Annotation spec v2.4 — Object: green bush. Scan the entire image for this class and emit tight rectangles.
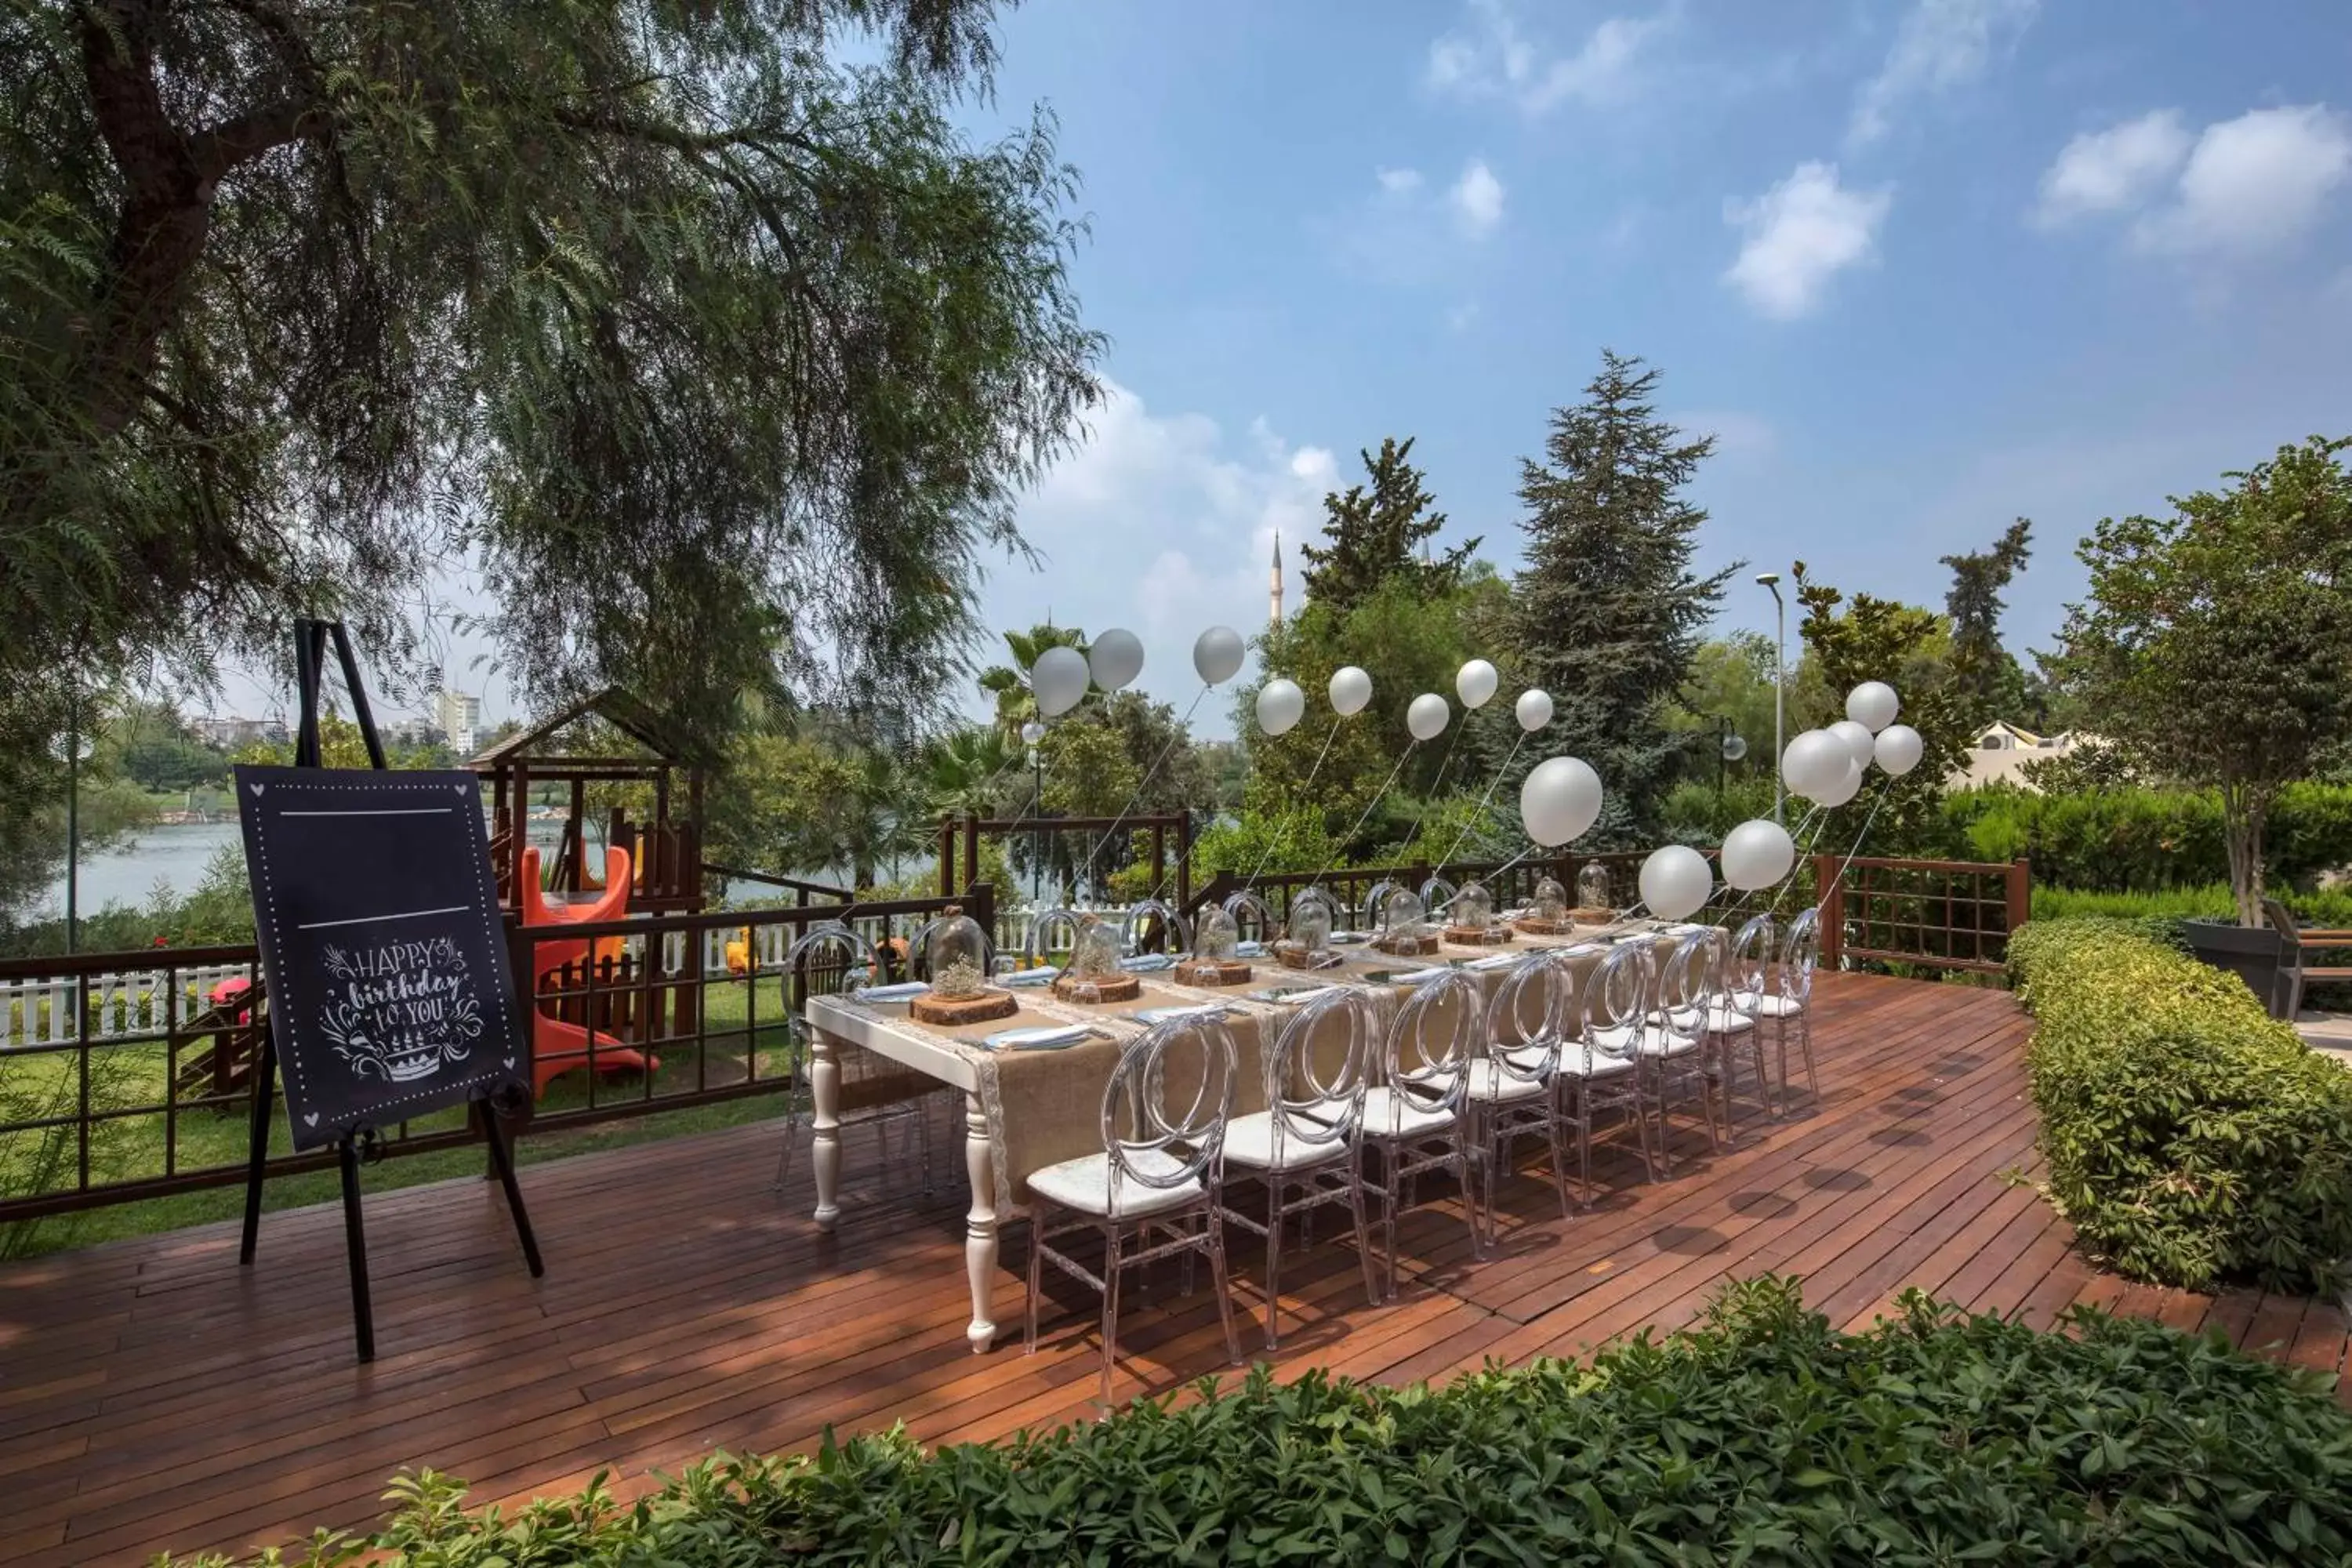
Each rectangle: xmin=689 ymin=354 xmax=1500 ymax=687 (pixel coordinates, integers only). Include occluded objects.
xmin=2031 ymin=883 xmax=2352 ymax=928
xmin=2012 ymin=917 xmax=2352 ymax=1292
xmin=169 ymin=1277 xmax=2352 ymax=1566
xmin=1946 ymin=782 xmax=2352 ymax=893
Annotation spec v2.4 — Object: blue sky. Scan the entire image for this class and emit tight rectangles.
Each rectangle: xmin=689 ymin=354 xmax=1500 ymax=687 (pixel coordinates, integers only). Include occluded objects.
xmin=964 ymin=0 xmax=2352 ymax=735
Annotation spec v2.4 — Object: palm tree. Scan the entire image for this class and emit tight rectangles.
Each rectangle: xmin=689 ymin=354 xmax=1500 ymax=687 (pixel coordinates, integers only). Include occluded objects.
xmin=977 ymin=624 xmax=1089 ymax=732
xmin=927 ymin=724 xmax=1018 ymax=818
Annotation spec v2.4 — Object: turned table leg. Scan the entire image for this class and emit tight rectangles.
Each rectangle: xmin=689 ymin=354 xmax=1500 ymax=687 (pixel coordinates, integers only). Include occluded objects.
xmin=811 ymin=1028 xmax=841 ymax=1229
xmin=964 ymin=1091 xmax=999 ymax=1352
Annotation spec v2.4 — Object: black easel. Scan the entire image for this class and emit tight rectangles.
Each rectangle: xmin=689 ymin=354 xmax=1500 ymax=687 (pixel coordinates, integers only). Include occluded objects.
xmin=238 ymin=619 xmax=543 ymax=1362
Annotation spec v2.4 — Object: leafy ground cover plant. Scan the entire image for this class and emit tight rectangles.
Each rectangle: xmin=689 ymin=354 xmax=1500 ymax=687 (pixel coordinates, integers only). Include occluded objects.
xmin=170 ymin=1277 xmax=2352 ymax=1566
xmin=2013 ymin=917 xmax=2352 ymax=1292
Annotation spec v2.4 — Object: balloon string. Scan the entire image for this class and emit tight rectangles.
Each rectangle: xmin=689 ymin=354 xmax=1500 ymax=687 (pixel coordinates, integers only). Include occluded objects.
xmin=1300 ymin=739 xmax=1419 ymax=913
xmin=1432 ymin=731 xmax=1527 ymax=877
xmin=1232 ymin=716 xmax=1345 ymax=906
xmin=1082 ymin=682 xmax=1207 ymax=891
xmin=1388 ymin=719 xmax=1467 ymax=868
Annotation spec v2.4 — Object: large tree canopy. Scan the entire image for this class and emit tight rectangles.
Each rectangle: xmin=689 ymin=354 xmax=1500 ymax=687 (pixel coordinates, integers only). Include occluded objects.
xmin=1 ymin=0 xmax=1102 ymax=757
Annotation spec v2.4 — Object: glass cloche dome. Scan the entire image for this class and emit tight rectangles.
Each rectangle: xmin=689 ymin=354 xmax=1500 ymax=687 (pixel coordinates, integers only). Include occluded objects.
xmin=1532 ymin=876 xmax=1568 ymax=925
xmin=1576 ymin=860 xmax=1613 ymax=913
xmin=1194 ymin=903 xmax=1240 ymax=960
xmin=1453 ymin=879 xmax=1494 ymax=931
xmin=1288 ymin=888 xmax=1336 ymax=953
xmin=1380 ymin=885 xmax=1428 ymax=937
xmin=924 ymin=908 xmax=991 ymax=998
xmin=1068 ymin=914 xmax=1123 ymax=981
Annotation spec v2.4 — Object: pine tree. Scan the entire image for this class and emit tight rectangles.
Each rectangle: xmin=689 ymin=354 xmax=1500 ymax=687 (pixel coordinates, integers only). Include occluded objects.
xmin=1298 ymin=437 xmax=1479 ymax=615
xmin=1940 ymin=519 xmax=2034 ymax=723
xmin=1505 ymin=351 xmax=1734 ymax=841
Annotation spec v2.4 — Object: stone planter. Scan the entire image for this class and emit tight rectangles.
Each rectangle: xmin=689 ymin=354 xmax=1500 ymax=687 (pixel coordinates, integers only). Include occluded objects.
xmin=2182 ymin=916 xmax=2288 ymax=1016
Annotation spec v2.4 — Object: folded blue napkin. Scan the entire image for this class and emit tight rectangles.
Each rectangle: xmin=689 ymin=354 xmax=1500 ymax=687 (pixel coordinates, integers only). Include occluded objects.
xmin=851 ymin=981 xmax=927 ymax=1004
xmin=1235 ymin=940 xmax=1266 ymax=958
xmin=1120 ymin=953 xmax=1176 ymax=972
xmin=1134 ymin=1003 xmax=1232 ymax=1025
xmin=1390 ymin=967 xmax=1450 ymax=985
xmin=983 ymin=1024 xmax=1094 ymax=1051
xmin=1003 ymin=966 xmax=1060 ymax=987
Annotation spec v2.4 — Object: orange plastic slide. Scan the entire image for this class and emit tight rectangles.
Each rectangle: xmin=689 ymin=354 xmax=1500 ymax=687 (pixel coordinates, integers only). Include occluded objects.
xmin=520 ymin=844 xmax=659 ymax=1096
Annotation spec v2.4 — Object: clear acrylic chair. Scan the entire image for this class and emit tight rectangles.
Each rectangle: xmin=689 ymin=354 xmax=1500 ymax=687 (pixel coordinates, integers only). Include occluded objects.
xmin=1701 ymin=915 xmax=1777 ymax=1131
xmin=1596 ymin=930 xmax=1722 ymax=1171
xmin=1217 ymin=985 xmax=1381 ymax=1348
xmin=1024 ymin=1012 xmax=1245 ymax=1405
xmin=1359 ymin=968 xmax=1483 ymax=1297
xmin=1569 ymin=942 xmax=1657 ymax=1190
xmin=774 ymin=921 xmax=946 ymax=1192
xmin=1465 ymin=949 xmax=1572 ymax=1247
xmin=1758 ymin=907 xmax=1822 ymax=1105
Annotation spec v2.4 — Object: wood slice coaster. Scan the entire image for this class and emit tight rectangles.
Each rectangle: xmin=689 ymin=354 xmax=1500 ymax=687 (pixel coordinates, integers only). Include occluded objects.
xmin=1174 ymin=958 xmax=1254 ymax=987
xmin=908 ymin=989 xmax=1018 ymax=1027
xmin=1512 ymin=916 xmax=1573 ymax=935
xmin=1372 ymin=931 xmax=1442 ymax=957
xmin=1443 ymin=924 xmax=1515 ymax=946
xmin=1051 ymin=971 xmax=1143 ymax=1004
xmin=1569 ymin=906 xmax=1617 ymax=926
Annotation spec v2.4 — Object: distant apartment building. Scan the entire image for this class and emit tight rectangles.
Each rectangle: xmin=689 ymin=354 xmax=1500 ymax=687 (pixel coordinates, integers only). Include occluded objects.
xmin=436 ymin=690 xmax=483 ymax=755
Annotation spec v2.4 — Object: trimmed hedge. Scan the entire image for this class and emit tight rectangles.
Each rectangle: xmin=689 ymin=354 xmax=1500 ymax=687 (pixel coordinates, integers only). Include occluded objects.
xmin=1947 ymin=782 xmax=2352 ymax=894
xmin=2012 ymin=916 xmax=2352 ymax=1293
xmin=172 ymin=1279 xmax=2352 ymax=1566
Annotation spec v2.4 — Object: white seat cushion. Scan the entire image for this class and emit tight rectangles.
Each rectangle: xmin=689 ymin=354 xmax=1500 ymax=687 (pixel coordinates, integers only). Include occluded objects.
xmin=1465 ymin=1058 xmax=1551 ymax=1103
xmin=1593 ymin=1022 xmax=1699 ymax=1058
xmin=1556 ymin=1048 xmax=1638 ymax=1080
xmin=1701 ymin=1007 xmax=1757 ymax=1034
xmin=1028 ymin=1146 xmax=1204 ymax=1218
xmin=1728 ymin=989 xmax=1803 ymax=1018
xmin=1222 ymin=1105 xmax=1353 ymax=1171
xmin=1359 ymin=1085 xmax=1457 ymax=1140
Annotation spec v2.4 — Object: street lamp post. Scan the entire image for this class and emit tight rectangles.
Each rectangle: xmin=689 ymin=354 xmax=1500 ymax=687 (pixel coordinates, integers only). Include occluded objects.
xmin=1756 ymin=572 xmax=1786 ymax=825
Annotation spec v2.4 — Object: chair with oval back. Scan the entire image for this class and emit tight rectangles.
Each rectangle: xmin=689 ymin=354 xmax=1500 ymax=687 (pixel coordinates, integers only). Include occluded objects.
xmin=1766 ymin=907 xmax=1824 ymax=1105
xmin=1022 ymin=1012 xmax=1244 ymax=1405
xmin=1217 ymin=985 xmax=1381 ymax=1348
xmin=1571 ymin=941 xmax=1658 ymax=1189
xmin=1359 ymin=968 xmax=1484 ymax=1297
xmin=775 ymin=920 xmax=949 ymax=1193
xmin=1463 ymin=950 xmax=1572 ymax=1247
xmin=1701 ymin=914 xmax=1777 ymax=1129
xmin=1595 ymin=928 xmax=1722 ymax=1172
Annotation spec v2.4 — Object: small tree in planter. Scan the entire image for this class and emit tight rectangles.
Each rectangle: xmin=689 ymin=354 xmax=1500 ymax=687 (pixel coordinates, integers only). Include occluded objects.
xmin=2047 ymin=435 xmax=2352 ymax=930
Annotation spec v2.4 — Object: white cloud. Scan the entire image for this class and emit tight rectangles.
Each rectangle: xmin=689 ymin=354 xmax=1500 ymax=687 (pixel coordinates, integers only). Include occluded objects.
xmin=1450 ymin=160 xmax=1507 ymax=238
xmin=1425 ymin=0 xmax=1663 ymax=116
xmin=1849 ymin=0 xmax=2037 ymax=147
xmin=989 ymin=380 xmax=1336 ymax=735
xmin=2133 ymin=105 xmax=2352 ymax=256
xmin=1375 ymin=166 xmax=1424 ymax=196
xmin=2034 ymin=110 xmax=2190 ymax=227
xmin=1722 ymin=162 xmax=1892 ymax=320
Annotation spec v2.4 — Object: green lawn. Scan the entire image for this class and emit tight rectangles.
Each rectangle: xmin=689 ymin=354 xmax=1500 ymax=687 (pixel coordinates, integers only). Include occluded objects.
xmin=0 ymin=968 xmax=821 ymax=1261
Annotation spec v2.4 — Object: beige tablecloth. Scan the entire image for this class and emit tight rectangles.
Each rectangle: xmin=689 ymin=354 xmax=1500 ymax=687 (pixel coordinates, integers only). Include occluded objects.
xmin=815 ymin=920 xmax=1700 ymax=1216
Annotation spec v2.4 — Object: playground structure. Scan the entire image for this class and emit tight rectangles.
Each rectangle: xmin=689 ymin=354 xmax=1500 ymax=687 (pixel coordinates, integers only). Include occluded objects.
xmin=518 ymin=844 xmax=659 ymax=1094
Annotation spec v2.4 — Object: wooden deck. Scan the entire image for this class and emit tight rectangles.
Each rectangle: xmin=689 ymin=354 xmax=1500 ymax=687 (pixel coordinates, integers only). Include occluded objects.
xmin=3 ymin=971 xmax=2348 ymax=1566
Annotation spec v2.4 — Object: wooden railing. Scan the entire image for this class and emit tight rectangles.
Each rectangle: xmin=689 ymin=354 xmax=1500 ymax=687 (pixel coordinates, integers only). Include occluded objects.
xmin=1816 ymin=855 xmax=2030 ymax=976
xmin=0 ymin=887 xmax=990 ymax=1225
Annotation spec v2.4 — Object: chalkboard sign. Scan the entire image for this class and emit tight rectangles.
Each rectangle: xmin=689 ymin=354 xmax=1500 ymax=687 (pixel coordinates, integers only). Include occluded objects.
xmin=235 ymin=765 xmax=528 ymax=1150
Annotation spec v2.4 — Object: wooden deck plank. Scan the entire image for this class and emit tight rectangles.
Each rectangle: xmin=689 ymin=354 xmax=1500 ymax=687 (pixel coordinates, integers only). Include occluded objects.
xmin=2 ymin=971 xmax=2346 ymax=1567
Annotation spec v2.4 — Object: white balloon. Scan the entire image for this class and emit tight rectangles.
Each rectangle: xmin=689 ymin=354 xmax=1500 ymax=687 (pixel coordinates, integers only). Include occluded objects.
xmin=1814 ymin=756 xmax=1864 ymax=808
xmin=1875 ymin=723 xmax=1925 ymax=777
xmin=1828 ymin=719 xmax=1877 ymax=769
xmin=1018 ymin=720 xmax=1044 ymax=746
xmin=1515 ymin=688 xmax=1554 ymax=733
xmin=1192 ymin=626 xmax=1245 ymax=686
xmin=1846 ymin=681 xmax=1900 ymax=733
xmin=1780 ymin=729 xmax=1849 ymax=798
xmin=1088 ymin=628 xmax=1145 ymax=692
xmin=1720 ymin=818 xmax=1796 ymax=892
xmin=1256 ymin=678 xmax=1305 ymax=737
xmin=1329 ymin=666 xmax=1373 ymax=717
xmin=1031 ymin=646 xmax=1089 ymax=719
xmin=1519 ymin=757 xmax=1604 ymax=847
xmin=1406 ymin=693 xmax=1450 ymax=742
xmin=1455 ymin=659 xmax=1500 ymax=710
xmin=1639 ymin=845 xmax=1714 ymax=922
